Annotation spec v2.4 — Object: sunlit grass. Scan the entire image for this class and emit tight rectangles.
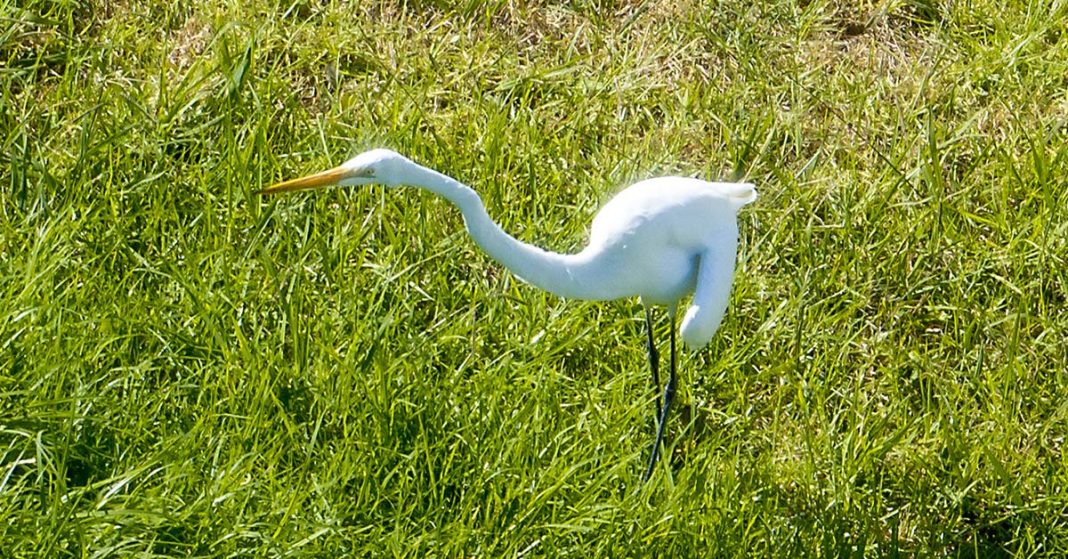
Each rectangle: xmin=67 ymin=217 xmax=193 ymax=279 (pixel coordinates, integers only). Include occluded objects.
xmin=2 ymin=0 xmax=1067 ymax=556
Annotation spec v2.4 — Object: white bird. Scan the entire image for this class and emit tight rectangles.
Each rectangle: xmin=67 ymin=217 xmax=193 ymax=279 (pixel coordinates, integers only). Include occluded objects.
xmin=259 ymin=148 xmax=756 ymax=480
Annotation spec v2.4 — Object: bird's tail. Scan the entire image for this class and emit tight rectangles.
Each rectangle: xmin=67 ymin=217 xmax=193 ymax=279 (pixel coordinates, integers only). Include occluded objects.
xmin=726 ymin=183 xmax=757 ymax=210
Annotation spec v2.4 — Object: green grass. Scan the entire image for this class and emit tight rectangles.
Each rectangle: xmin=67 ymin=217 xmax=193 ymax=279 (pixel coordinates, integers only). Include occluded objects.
xmin=3 ymin=0 xmax=1068 ymax=556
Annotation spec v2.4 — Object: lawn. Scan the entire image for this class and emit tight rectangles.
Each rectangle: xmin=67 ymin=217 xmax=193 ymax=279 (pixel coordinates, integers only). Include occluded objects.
xmin=2 ymin=0 xmax=1067 ymax=556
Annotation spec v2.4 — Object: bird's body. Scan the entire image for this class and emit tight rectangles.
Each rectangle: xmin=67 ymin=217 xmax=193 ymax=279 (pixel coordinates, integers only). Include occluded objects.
xmin=578 ymin=177 xmax=750 ymax=302
xmin=573 ymin=177 xmax=755 ymax=343
xmin=260 ymin=149 xmax=755 ymax=480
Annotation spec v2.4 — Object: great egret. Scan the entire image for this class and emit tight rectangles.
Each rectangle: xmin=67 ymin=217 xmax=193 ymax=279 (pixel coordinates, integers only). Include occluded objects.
xmin=259 ymin=149 xmax=756 ymax=481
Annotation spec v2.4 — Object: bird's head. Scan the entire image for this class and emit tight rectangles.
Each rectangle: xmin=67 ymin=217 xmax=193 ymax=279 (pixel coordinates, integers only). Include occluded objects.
xmin=258 ymin=148 xmax=413 ymax=195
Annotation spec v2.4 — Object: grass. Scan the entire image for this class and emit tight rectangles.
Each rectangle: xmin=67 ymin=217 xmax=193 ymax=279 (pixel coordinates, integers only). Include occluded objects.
xmin=2 ymin=0 xmax=1068 ymax=556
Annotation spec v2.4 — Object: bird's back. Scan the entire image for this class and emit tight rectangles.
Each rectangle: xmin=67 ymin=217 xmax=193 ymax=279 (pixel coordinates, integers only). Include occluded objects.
xmin=588 ymin=177 xmax=755 ymax=249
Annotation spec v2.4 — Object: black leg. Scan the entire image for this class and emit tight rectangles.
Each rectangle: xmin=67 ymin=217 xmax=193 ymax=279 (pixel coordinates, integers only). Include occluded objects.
xmin=643 ymin=313 xmax=677 ymax=482
xmin=644 ymin=306 xmax=661 ymax=416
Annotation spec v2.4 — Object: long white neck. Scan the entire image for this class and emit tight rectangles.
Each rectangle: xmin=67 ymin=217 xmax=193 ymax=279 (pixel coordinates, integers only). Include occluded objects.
xmin=397 ymin=162 xmax=604 ymax=300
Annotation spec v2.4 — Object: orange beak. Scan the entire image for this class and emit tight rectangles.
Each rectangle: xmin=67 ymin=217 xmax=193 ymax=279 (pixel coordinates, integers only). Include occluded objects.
xmin=257 ymin=166 xmax=351 ymax=195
